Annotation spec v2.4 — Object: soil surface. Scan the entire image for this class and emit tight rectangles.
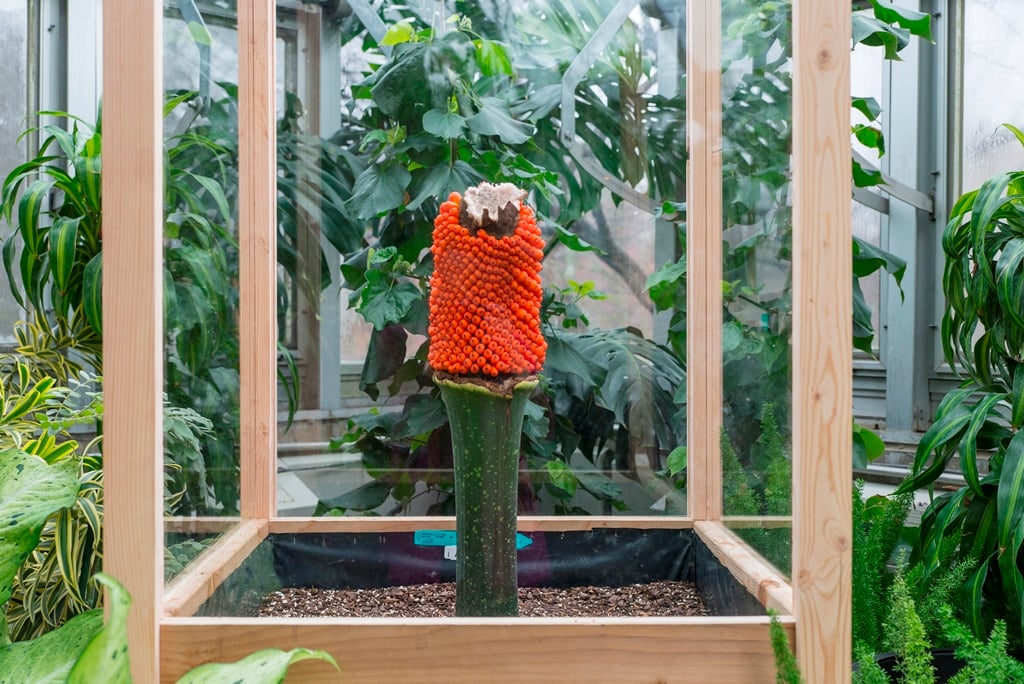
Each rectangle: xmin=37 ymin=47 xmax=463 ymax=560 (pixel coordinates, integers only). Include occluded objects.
xmin=259 ymin=580 xmax=707 ymax=618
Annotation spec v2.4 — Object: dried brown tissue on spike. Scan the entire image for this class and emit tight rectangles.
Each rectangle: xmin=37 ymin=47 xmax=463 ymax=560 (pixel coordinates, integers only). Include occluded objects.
xmin=458 ymin=182 xmax=528 ymax=237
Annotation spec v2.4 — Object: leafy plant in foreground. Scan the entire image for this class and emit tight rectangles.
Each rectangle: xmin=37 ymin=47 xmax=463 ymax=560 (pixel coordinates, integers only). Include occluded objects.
xmin=896 ymin=125 xmax=1024 ymax=644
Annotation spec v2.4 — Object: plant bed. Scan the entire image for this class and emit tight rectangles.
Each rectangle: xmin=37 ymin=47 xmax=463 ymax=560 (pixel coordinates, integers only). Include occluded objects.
xmin=193 ymin=527 xmax=768 ymax=619
xmin=258 ymin=580 xmax=707 ymax=618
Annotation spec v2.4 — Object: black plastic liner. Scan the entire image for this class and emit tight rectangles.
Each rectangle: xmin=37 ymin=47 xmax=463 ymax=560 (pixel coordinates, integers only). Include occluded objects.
xmin=272 ymin=528 xmax=696 ymax=589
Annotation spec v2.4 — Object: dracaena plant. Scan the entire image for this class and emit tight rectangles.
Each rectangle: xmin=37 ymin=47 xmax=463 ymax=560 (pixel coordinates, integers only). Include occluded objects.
xmin=0 ymin=113 xmax=103 ymax=370
xmin=895 ymin=124 xmax=1024 ymax=644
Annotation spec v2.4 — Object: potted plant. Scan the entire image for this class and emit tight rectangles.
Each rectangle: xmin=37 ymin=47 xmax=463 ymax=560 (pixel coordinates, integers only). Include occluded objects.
xmin=895 ymin=124 xmax=1024 ymax=644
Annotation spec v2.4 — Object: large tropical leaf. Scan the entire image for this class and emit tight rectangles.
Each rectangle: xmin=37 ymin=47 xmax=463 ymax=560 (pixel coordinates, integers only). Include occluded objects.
xmin=0 ymin=450 xmax=79 ymax=609
xmin=0 ymin=609 xmax=102 ymax=682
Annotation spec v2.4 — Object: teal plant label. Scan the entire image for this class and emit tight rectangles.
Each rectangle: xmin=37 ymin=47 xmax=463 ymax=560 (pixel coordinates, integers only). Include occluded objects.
xmin=414 ymin=530 xmax=533 ymax=550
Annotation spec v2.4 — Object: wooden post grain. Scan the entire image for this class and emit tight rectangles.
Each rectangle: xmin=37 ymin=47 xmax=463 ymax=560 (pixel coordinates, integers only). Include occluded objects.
xmin=102 ymin=1 xmax=163 ymax=679
xmin=239 ymin=0 xmax=278 ymax=518
xmin=686 ymin=0 xmax=724 ymax=521
xmin=792 ymin=0 xmax=853 ymax=679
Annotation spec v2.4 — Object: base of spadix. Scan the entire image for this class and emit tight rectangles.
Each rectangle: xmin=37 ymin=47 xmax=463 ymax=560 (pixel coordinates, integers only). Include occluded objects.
xmin=435 ymin=375 xmax=537 ymax=617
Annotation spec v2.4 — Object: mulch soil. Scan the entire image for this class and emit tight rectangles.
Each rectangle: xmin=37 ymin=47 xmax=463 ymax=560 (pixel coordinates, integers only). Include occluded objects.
xmin=259 ymin=580 xmax=707 ymax=618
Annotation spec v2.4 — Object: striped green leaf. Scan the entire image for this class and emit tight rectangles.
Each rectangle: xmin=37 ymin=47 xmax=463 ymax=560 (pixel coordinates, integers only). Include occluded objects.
xmin=49 ymin=215 xmax=82 ymax=295
xmin=995 ymin=238 xmax=1024 ymax=332
xmin=997 ymin=429 xmax=1024 ymax=550
xmin=965 ymin=555 xmax=993 ymax=637
xmin=960 ymin=392 xmax=1005 ymax=497
xmin=186 ymin=172 xmax=232 ymax=223
xmin=78 ymin=133 xmax=102 ymax=211
xmin=17 ymin=179 xmax=55 ymax=258
xmin=82 ymin=253 xmax=103 ymax=335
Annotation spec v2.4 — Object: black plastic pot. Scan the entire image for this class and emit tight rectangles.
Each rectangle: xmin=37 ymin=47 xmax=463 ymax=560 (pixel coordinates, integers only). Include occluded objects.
xmin=871 ymin=649 xmax=965 ymax=682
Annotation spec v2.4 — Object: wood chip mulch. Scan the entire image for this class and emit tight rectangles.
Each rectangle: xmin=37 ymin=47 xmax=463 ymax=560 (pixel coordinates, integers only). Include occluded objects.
xmin=259 ymin=580 xmax=707 ymax=618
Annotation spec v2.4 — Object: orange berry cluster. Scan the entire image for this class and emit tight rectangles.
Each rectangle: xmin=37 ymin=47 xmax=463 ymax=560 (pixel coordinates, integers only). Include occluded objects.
xmin=428 ymin=191 xmax=547 ymax=377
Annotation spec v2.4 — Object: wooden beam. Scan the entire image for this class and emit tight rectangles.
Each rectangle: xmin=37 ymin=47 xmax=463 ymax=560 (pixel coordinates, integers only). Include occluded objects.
xmin=792 ymin=0 xmax=853 ymax=680
xmin=686 ymin=0 xmax=723 ymax=521
xmin=163 ymin=520 xmax=268 ymax=617
xmin=102 ymin=1 xmax=162 ymax=680
xmin=694 ymin=520 xmax=793 ymax=614
xmin=161 ymin=616 xmax=790 ymax=683
xmin=163 ymin=517 xmax=244 ymax=535
xmin=239 ymin=0 xmax=278 ymax=518
xmin=267 ymin=516 xmax=696 ymax=534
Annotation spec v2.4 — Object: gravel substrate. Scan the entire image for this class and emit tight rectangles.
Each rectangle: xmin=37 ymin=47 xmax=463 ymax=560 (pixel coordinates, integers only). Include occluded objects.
xmin=259 ymin=580 xmax=707 ymax=618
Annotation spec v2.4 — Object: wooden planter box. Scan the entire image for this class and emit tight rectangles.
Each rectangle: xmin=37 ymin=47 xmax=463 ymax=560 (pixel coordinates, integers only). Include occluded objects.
xmin=158 ymin=517 xmax=793 ymax=683
xmin=102 ymin=1 xmax=852 ymax=681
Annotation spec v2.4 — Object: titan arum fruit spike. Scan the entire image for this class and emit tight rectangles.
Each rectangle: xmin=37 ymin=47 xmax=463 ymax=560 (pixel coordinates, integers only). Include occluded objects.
xmin=428 ymin=182 xmax=546 ymax=616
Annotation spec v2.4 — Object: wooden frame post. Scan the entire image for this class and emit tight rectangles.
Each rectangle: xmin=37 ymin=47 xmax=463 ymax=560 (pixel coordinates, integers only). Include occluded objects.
xmin=792 ymin=0 xmax=853 ymax=680
xmin=102 ymin=1 xmax=163 ymax=680
xmin=686 ymin=0 xmax=723 ymax=521
xmin=239 ymin=0 xmax=278 ymax=518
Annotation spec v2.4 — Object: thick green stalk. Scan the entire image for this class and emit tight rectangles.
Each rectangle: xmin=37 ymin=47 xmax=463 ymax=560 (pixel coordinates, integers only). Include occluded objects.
xmin=436 ymin=376 xmax=536 ymax=616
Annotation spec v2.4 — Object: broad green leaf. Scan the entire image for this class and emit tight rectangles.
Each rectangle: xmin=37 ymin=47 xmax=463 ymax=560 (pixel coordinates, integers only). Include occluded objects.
xmin=853 ymin=236 xmax=906 ymax=283
xmin=667 ymin=446 xmax=687 ymax=476
xmin=852 ymin=423 xmax=885 ymax=470
xmin=0 ymin=450 xmax=79 ymax=608
xmin=359 ymin=325 xmax=408 ymax=400
xmin=422 ymin=109 xmax=467 ymax=140
xmin=543 ymin=333 xmax=604 ymax=385
xmin=852 ymin=13 xmax=909 ymax=59
xmin=381 ymin=21 xmax=415 ymax=46
xmin=466 ymin=97 xmax=534 ymax=145
xmin=396 ymin=394 xmax=448 ymax=438
xmin=852 ymin=124 xmax=884 ymax=155
xmin=319 ymin=481 xmax=392 ymax=512
xmin=576 ymin=467 xmax=623 ymax=503
xmin=177 ymin=648 xmax=339 ymax=684
xmin=872 ymin=0 xmax=933 ymax=41
xmin=545 ymin=459 xmax=577 ymax=496
xmin=0 ymin=609 xmax=102 ymax=682
xmin=645 ymin=257 xmax=686 ymax=310
xmin=356 ymin=270 xmax=422 ymax=330
xmin=68 ymin=574 xmax=132 ymax=684
xmin=369 ymin=43 xmax=428 ymax=119
xmin=553 ymin=223 xmax=602 ymax=254
xmin=851 ymin=96 xmax=882 ymax=122
xmin=407 ymin=163 xmax=462 ymax=211
xmin=852 ymin=160 xmax=884 ymax=188
xmin=475 ymin=39 xmax=513 ymax=77
xmin=347 ymin=164 xmax=412 ymax=220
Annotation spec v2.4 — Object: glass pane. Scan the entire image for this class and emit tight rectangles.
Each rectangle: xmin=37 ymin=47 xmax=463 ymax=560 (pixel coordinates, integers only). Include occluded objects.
xmin=163 ymin=2 xmax=242 ymax=577
xmin=851 ymin=43 xmax=885 ymax=351
xmin=720 ymin=0 xmax=792 ymax=577
xmin=277 ymin=0 xmax=688 ymax=519
xmin=961 ymin=0 xmax=1024 ymax=192
xmin=0 ymin=0 xmax=27 ymax=341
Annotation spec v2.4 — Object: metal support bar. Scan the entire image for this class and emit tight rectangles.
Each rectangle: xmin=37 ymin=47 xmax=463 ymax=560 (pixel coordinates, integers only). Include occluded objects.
xmin=853 ymin=149 xmax=935 ymax=216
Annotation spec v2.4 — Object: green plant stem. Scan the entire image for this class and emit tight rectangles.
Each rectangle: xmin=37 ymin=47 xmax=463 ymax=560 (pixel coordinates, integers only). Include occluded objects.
xmin=436 ymin=376 xmax=536 ymax=617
